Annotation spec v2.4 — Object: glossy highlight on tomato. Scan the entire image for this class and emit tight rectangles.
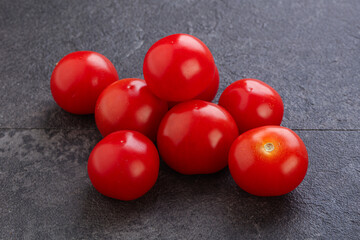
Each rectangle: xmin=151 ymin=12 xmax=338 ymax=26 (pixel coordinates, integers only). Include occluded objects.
xmin=95 ymin=78 xmax=168 ymax=141
xmin=157 ymin=100 xmax=239 ymax=175
xmin=228 ymin=126 xmax=308 ymax=196
xmin=219 ymin=79 xmax=284 ymax=134
xmin=50 ymin=51 xmax=118 ymax=114
xmin=143 ymin=33 xmax=215 ymax=102
xmin=168 ymin=65 xmax=219 ymax=108
xmin=196 ymin=64 xmax=219 ymax=101
xmin=87 ymin=131 xmax=160 ymax=201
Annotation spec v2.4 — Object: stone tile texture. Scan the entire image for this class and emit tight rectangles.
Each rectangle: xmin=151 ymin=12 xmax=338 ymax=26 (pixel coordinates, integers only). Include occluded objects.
xmin=0 ymin=130 xmax=359 ymax=239
xmin=0 ymin=0 xmax=359 ymax=130
xmin=0 ymin=0 xmax=359 ymax=239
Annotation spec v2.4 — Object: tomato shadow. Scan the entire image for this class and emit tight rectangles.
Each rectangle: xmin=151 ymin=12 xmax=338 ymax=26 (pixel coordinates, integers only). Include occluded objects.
xmin=74 ymin=180 xmax=163 ymax=235
xmin=155 ymin=160 xmax=303 ymax=235
xmin=75 ymin=158 xmax=303 ymax=236
xmin=224 ymin=186 xmax=303 ymax=234
xmin=43 ymin=104 xmax=96 ymax=130
xmin=74 ymin=160 xmax=227 ymax=234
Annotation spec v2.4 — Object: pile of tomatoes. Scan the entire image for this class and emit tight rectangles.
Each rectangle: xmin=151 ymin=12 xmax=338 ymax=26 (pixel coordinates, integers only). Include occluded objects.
xmin=51 ymin=33 xmax=308 ymax=200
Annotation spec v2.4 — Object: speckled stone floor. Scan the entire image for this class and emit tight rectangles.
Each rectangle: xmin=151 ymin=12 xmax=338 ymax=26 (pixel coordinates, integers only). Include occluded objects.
xmin=1 ymin=0 xmax=359 ymax=239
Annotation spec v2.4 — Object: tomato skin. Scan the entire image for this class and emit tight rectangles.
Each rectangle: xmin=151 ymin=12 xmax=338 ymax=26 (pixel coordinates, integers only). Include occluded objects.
xmin=95 ymin=78 xmax=168 ymax=141
xmin=219 ymin=79 xmax=284 ymax=134
xmin=168 ymin=65 xmax=219 ymax=108
xmin=50 ymin=51 xmax=118 ymax=114
xmin=228 ymin=126 xmax=308 ymax=196
xmin=157 ymin=100 xmax=239 ymax=175
xmin=196 ymin=64 xmax=219 ymax=101
xmin=143 ymin=33 xmax=215 ymax=102
xmin=87 ymin=131 xmax=159 ymax=201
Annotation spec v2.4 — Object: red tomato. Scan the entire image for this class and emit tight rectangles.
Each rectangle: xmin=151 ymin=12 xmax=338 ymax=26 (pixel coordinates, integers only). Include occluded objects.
xmin=50 ymin=51 xmax=118 ymax=114
xmin=87 ymin=131 xmax=159 ymax=201
xmin=219 ymin=79 xmax=284 ymax=134
xmin=196 ymin=64 xmax=219 ymax=101
xmin=95 ymin=78 xmax=168 ymax=141
xmin=143 ymin=33 xmax=215 ymax=102
xmin=157 ymin=100 xmax=239 ymax=175
xmin=168 ymin=65 xmax=219 ymax=108
xmin=228 ymin=126 xmax=308 ymax=196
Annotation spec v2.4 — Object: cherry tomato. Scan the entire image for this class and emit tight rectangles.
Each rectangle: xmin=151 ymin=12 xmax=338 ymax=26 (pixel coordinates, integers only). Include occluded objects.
xmin=157 ymin=100 xmax=239 ymax=175
xmin=95 ymin=78 xmax=168 ymax=141
xmin=143 ymin=33 xmax=215 ymax=101
xmin=195 ymin=64 xmax=219 ymax=101
xmin=219 ymin=79 xmax=284 ymax=134
xmin=228 ymin=126 xmax=308 ymax=196
xmin=168 ymin=65 xmax=219 ymax=108
xmin=50 ymin=51 xmax=118 ymax=114
xmin=87 ymin=131 xmax=159 ymax=201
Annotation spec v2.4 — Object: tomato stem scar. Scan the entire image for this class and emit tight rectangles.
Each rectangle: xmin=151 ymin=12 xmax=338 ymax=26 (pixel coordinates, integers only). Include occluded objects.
xmin=264 ymin=143 xmax=274 ymax=152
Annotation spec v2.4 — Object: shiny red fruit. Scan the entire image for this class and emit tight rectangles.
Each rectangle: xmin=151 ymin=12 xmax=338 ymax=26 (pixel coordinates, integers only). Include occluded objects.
xmin=196 ymin=64 xmax=219 ymax=101
xmin=95 ymin=78 xmax=168 ymax=141
xmin=168 ymin=65 xmax=219 ymax=108
xmin=50 ymin=51 xmax=118 ymax=114
xmin=228 ymin=126 xmax=308 ymax=196
xmin=143 ymin=33 xmax=215 ymax=102
xmin=219 ymin=79 xmax=284 ymax=134
xmin=157 ymin=100 xmax=239 ymax=175
xmin=87 ymin=131 xmax=160 ymax=201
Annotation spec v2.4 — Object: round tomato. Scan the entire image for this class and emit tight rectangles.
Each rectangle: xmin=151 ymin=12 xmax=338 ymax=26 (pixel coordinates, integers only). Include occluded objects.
xmin=87 ymin=131 xmax=159 ymax=201
xmin=95 ymin=78 xmax=168 ymax=141
xmin=168 ymin=65 xmax=219 ymax=108
xmin=196 ymin=64 xmax=219 ymax=101
xmin=228 ymin=126 xmax=308 ymax=196
xmin=219 ymin=79 xmax=284 ymax=134
xmin=143 ymin=33 xmax=215 ymax=102
xmin=50 ymin=51 xmax=118 ymax=114
xmin=157 ymin=100 xmax=239 ymax=175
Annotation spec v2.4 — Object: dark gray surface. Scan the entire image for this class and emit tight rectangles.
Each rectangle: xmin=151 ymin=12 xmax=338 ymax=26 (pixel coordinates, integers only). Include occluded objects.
xmin=0 ymin=0 xmax=359 ymax=239
xmin=1 ymin=130 xmax=359 ymax=239
xmin=1 ymin=0 xmax=360 ymax=130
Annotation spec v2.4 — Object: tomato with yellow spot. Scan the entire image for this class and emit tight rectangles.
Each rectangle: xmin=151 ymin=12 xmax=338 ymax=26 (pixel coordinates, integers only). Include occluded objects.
xmin=228 ymin=126 xmax=308 ymax=196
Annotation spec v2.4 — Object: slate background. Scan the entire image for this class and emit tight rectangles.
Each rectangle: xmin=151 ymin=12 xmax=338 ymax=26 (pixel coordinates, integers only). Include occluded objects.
xmin=1 ymin=0 xmax=359 ymax=239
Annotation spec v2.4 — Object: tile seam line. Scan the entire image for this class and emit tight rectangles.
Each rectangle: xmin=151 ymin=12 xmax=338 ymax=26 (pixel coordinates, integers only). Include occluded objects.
xmin=0 ymin=128 xmax=359 ymax=132
xmin=292 ymin=129 xmax=360 ymax=132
